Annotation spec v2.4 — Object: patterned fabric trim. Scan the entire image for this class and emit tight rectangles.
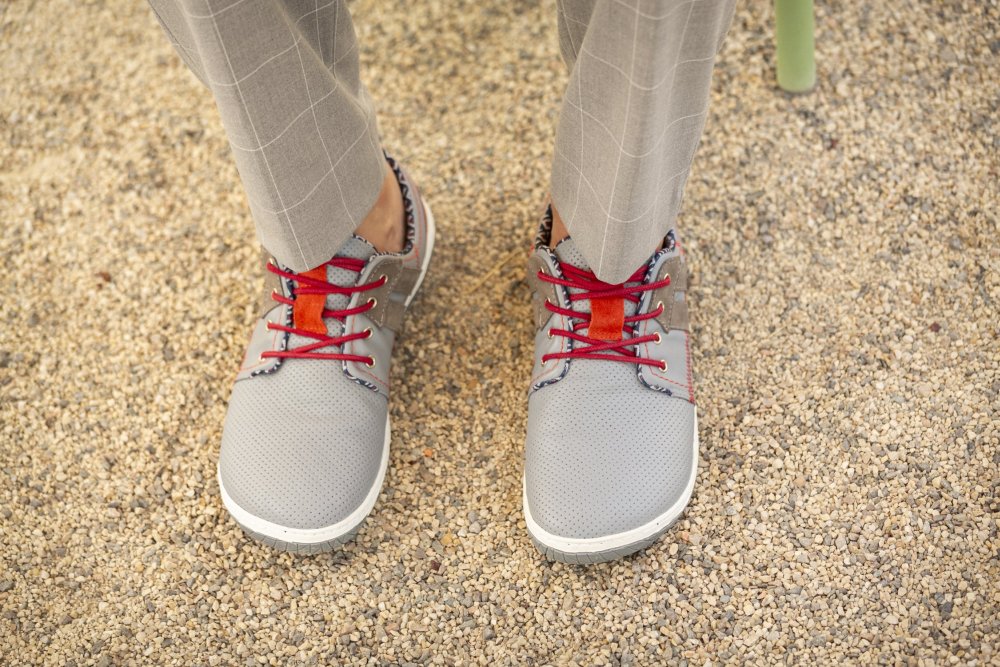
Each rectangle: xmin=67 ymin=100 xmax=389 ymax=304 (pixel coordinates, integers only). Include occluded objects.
xmin=376 ymin=152 xmax=417 ymax=258
xmin=249 ymin=274 xmax=294 ymax=378
xmin=530 ymin=207 xmax=573 ymax=392
xmin=340 ymin=152 xmax=419 ymax=394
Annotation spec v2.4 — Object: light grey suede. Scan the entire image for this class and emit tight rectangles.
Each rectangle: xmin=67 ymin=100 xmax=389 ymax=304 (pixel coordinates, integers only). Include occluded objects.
xmin=220 ymin=360 xmax=388 ymax=530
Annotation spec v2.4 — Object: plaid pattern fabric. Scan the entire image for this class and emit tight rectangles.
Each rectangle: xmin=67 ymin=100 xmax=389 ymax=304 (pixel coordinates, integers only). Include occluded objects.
xmin=150 ymin=0 xmax=734 ymax=280
xmin=148 ymin=0 xmax=385 ymax=272
xmin=552 ymin=0 xmax=735 ymax=282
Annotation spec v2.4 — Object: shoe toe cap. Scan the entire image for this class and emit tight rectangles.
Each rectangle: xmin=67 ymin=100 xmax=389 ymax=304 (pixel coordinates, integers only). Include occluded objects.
xmin=525 ymin=380 xmax=697 ymax=541
xmin=218 ymin=365 xmax=388 ymax=531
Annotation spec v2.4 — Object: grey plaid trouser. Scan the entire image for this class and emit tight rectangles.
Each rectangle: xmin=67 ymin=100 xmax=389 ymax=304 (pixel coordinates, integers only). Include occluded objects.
xmin=149 ymin=0 xmax=734 ymax=282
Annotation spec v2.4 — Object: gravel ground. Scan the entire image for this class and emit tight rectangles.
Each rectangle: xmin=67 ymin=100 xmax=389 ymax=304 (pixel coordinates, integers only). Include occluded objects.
xmin=1 ymin=0 xmax=998 ymax=664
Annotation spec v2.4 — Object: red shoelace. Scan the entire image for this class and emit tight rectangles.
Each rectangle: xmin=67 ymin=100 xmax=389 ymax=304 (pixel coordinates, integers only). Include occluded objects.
xmin=261 ymin=258 xmax=385 ymax=365
xmin=538 ymin=263 xmax=671 ymax=369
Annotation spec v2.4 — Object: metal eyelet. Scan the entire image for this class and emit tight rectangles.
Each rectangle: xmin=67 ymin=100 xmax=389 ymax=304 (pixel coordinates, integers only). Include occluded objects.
xmin=364 ymin=327 xmax=373 ymax=339
xmin=367 ymin=297 xmax=378 ymax=308
xmin=546 ymin=329 xmax=554 ymax=339
xmin=656 ymin=301 xmax=664 ymax=314
xmin=378 ymin=274 xmax=388 ymax=283
xmin=653 ymin=332 xmax=661 ymax=344
xmin=271 ymin=290 xmax=280 ymax=300
xmin=659 ymin=360 xmax=668 ymax=371
xmin=365 ymin=357 xmax=376 ymax=368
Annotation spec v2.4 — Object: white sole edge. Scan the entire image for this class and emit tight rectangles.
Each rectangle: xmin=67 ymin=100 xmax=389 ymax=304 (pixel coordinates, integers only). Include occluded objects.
xmin=523 ymin=414 xmax=699 ymax=558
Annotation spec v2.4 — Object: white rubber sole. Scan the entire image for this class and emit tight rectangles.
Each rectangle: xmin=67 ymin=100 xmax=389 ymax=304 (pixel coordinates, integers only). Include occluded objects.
xmin=523 ymin=414 xmax=699 ymax=564
xmin=218 ymin=199 xmax=436 ymax=552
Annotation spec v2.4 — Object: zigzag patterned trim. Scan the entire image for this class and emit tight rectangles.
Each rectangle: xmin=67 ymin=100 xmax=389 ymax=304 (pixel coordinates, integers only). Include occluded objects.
xmin=249 ymin=274 xmax=294 ymax=378
xmin=529 ymin=240 xmax=579 ymax=392
xmin=530 ymin=207 xmax=574 ymax=392
xmin=379 ymin=152 xmax=417 ymax=257
xmin=340 ymin=151 xmax=417 ymax=394
xmin=534 ymin=205 xmax=555 ymax=249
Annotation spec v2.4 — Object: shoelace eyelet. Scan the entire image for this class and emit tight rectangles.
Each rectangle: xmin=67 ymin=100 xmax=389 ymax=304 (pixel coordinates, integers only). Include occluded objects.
xmin=536 ymin=260 xmax=672 ymax=369
xmin=653 ymin=332 xmax=661 ymax=344
xmin=263 ymin=256 xmax=385 ymax=362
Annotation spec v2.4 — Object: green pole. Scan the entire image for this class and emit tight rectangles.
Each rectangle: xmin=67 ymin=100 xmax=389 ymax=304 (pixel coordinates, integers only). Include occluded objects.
xmin=775 ymin=0 xmax=816 ymax=93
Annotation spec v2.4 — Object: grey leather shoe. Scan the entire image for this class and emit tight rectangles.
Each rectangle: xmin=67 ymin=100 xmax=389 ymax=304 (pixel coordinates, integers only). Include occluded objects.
xmin=217 ymin=157 xmax=434 ymax=553
xmin=523 ymin=209 xmax=697 ymax=564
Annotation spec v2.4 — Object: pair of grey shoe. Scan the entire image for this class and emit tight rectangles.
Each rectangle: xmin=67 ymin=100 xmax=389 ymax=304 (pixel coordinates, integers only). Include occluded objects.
xmin=218 ymin=161 xmax=698 ymax=563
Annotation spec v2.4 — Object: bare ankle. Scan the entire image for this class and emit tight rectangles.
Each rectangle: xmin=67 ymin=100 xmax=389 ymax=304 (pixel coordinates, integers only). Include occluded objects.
xmin=355 ymin=162 xmax=405 ymax=253
xmin=549 ymin=204 xmax=570 ymax=247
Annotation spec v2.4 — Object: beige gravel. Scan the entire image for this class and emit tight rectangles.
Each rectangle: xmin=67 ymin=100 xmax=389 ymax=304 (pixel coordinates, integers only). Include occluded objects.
xmin=1 ymin=0 xmax=998 ymax=664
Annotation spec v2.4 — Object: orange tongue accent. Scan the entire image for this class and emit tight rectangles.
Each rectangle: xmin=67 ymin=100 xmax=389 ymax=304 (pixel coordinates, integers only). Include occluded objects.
xmin=293 ymin=266 xmax=330 ymax=335
xmin=589 ymin=296 xmax=624 ymax=341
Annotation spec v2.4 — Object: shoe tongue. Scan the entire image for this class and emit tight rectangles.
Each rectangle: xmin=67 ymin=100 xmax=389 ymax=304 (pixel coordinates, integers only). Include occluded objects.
xmin=320 ymin=235 xmax=377 ymax=336
xmin=552 ymin=237 xmax=589 ymax=270
xmin=278 ymin=235 xmax=380 ymax=356
xmin=550 ymin=238 xmax=639 ymax=320
xmin=283 ymin=236 xmax=377 ymax=351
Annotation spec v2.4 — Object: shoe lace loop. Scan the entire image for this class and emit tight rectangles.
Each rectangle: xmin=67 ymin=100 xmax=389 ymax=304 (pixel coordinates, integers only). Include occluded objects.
xmin=261 ymin=258 xmax=385 ymax=364
xmin=538 ymin=263 xmax=670 ymax=368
